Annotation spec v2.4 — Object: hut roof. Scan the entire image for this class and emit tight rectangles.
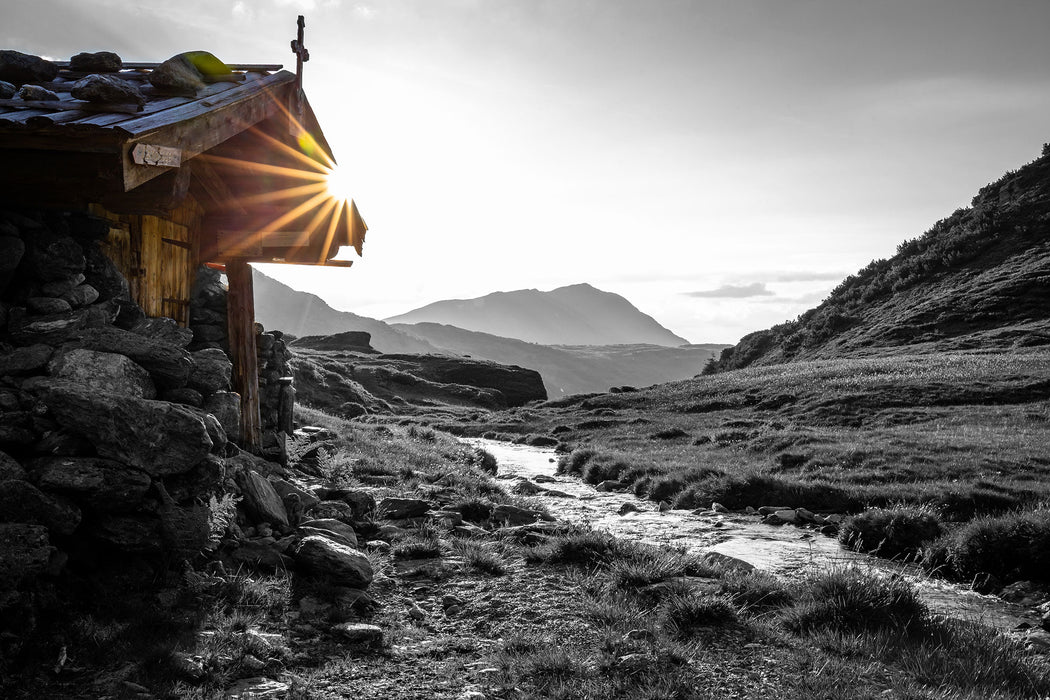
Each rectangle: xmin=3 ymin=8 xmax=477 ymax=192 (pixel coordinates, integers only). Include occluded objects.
xmin=0 ymin=56 xmax=365 ymax=267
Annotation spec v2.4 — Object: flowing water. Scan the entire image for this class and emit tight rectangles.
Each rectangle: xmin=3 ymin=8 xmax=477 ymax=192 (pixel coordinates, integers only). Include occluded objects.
xmin=464 ymin=438 xmax=1031 ymax=632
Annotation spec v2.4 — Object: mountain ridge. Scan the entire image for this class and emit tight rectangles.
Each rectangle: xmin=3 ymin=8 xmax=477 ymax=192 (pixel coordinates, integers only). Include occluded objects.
xmin=385 ymin=283 xmax=689 ymax=346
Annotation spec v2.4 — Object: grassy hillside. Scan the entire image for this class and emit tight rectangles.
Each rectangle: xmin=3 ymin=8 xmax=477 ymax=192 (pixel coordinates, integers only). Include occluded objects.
xmin=710 ymin=144 xmax=1050 ymax=372
xmin=394 ymin=321 xmax=727 ymax=397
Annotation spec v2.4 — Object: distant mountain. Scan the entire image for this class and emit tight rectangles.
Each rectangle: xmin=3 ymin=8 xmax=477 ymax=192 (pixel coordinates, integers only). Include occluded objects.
xmin=385 ymin=283 xmax=690 ymax=346
xmin=710 ymin=144 xmax=1050 ymax=372
xmin=393 ymin=322 xmax=726 ymax=397
xmin=251 ymin=269 xmax=440 ymax=354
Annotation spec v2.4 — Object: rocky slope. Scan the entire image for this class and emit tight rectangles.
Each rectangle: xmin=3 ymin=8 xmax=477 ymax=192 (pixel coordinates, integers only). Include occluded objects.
xmin=385 ymin=282 xmax=690 ymax=346
xmin=290 ymin=332 xmax=547 ymax=416
xmin=394 ymin=321 xmax=726 ymax=397
xmin=710 ymin=144 xmax=1050 ymax=371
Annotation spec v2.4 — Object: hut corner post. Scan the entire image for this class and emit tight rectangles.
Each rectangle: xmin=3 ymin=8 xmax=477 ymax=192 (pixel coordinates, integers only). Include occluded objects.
xmin=225 ymin=260 xmax=262 ymax=453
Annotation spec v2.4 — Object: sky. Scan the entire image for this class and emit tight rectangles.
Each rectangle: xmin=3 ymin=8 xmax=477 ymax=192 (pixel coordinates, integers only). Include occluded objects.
xmin=7 ymin=0 xmax=1050 ymax=343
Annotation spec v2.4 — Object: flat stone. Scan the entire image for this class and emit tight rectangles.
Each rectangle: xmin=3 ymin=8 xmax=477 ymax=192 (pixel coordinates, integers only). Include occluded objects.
xmin=492 ymin=503 xmax=551 ymax=526
xmin=27 ymin=297 xmax=72 ymax=315
xmin=0 ymin=80 xmax=15 ymax=99
xmin=333 ymin=622 xmax=382 ymax=645
xmin=29 ymin=378 xmax=211 ymax=476
xmin=151 ymin=51 xmax=231 ymax=95
xmin=33 ymin=457 xmax=151 ymax=511
xmin=48 ymin=348 xmax=156 ymax=398
xmin=298 ymin=522 xmax=358 ymax=548
xmin=224 ymin=677 xmax=289 ymax=699
xmin=0 ymin=50 xmax=59 ymax=84
xmin=70 ymin=74 xmax=145 ymax=106
xmin=131 ymin=317 xmax=193 ymax=347
xmin=69 ymin=51 xmax=122 ymax=72
xmin=773 ymin=509 xmax=798 ymax=524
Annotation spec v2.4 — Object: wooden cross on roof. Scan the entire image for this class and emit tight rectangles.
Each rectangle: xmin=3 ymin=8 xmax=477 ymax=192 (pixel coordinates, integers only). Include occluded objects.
xmin=290 ymin=15 xmax=310 ymax=104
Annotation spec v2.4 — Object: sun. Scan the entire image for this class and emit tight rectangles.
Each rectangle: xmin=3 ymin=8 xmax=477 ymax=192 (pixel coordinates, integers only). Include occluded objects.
xmin=325 ymin=166 xmax=354 ymax=202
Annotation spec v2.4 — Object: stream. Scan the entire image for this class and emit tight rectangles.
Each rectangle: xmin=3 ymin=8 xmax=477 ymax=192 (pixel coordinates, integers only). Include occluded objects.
xmin=463 ymin=438 xmax=1031 ymax=633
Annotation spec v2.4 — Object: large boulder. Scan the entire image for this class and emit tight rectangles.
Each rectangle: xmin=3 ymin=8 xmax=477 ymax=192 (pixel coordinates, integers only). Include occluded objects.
xmin=48 ymin=348 xmax=156 ymax=398
xmin=29 ymin=379 xmax=212 ymax=476
xmin=0 ymin=524 xmax=54 ymax=589
xmin=298 ymin=518 xmax=358 ymax=547
xmin=66 ymin=326 xmax=192 ymax=389
xmin=70 ymin=74 xmax=145 ymax=106
xmin=0 ymin=480 xmax=81 ymax=535
xmin=292 ymin=535 xmax=373 ymax=588
xmin=33 ymin=457 xmax=151 ymax=511
xmin=188 ymin=348 xmax=232 ymax=394
xmin=237 ymin=470 xmax=289 ymax=528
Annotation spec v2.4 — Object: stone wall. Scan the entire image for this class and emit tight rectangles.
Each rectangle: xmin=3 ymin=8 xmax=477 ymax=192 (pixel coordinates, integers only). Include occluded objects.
xmin=0 ymin=208 xmax=254 ymax=650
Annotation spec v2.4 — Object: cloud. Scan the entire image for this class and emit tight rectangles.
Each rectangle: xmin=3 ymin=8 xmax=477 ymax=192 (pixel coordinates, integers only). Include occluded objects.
xmin=683 ymin=282 xmax=775 ymax=298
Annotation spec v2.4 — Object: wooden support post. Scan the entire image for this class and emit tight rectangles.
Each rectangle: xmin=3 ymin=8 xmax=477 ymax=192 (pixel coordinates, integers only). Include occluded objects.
xmin=225 ymin=259 xmax=262 ymax=453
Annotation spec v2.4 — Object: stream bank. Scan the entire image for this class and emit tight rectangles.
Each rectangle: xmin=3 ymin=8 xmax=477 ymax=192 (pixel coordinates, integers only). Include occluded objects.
xmin=464 ymin=437 xmax=1038 ymax=635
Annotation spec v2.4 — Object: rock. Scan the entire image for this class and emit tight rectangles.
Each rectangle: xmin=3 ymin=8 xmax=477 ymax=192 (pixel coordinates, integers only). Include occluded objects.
xmin=48 ymin=348 xmax=156 ymax=398
xmin=1026 ymin=630 xmax=1050 ymax=651
xmin=28 ymin=232 xmax=84 ymax=283
xmin=762 ymin=514 xmax=786 ymax=526
xmin=41 ymin=274 xmax=86 ymax=298
xmin=452 ymin=523 xmax=488 ymax=538
xmin=151 ymin=51 xmax=231 ymax=95
xmin=272 ymin=479 xmax=320 ymax=511
xmin=595 ymin=480 xmax=626 ymax=493
xmin=17 ymin=84 xmax=58 ymax=101
xmin=93 ymin=515 xmax=163 ymax=553
xmin=491 ymin=503 xmax=551 ymax=526
xmin=310 ymin=500 xmax=356 ymax=523
xmin=0 ymin=451 xmax=26 ymax=481
xmin=224 ymin=677 xmax=289 ymax=699
xmin=0 ymin=523 xmax=53 ymax=588
xmin=773 ymin=509 xmax=798 ymax=524
xmin=525 ymin=435 xmax=559 ymax=447
xmin=700 ymin=551 xmax=755 ymax=573
xmin=70 ymin=74 xmax=145 ymax=106
xmin=238 ymin=471 xmax=289 ymax=528
xmin=29 ymin=378 xmax=211 ymax=476
xmin=293 ymin=535 xmax=373 ymax=587
xmin=513 ymin=479 xmax=542 ymax=495
xmin=0 ymin=344 xmax=53 ymax=376
xmin=230 ymin=540 xmax=287 ymax=571
xmin=188 ymin=348 xmax=232 ymax=394
xmin=62 ymin=284 xmax=100 ymax=308
xmin=533 ymin=474 xmax=558 ymax=483
xmin=204 ymin=391 xmax=241 ymax=443
xmin=131 ymin=317 xmax=192 ymax=347
xmin=711 ymin=502 xmax=729 ymax=513
xmin=658 ymin=501 xmax=672 ymax=512
xmin=758 ymin=506 xmax=792 ymax=516
xmin=27 ymin=297 xmax=72 ymax=315
xmin=0 ymin=480 xmax=81 ymax=535
xmin=33 ymin=457 xmax=151 ymax=510
xmin=378 ymin=497 xmax=431 ymax=520
xmin=618 ymin=502 xmax=640 ymax=515
xmin=163 ymin=387 xmax=203 ymax=407
xmin=0 ymin=50 xmax=59 ymax=85
xmin=0 ymin=235 xmax=25 ymax=292
xmin=69 ymin=51 xmax=122 ymax=72
xmin=340 ymin=490 xmax=375 ymax=518
xmin=333 ymin=622 xmax=383 ymax=646
xmin=83 ymin=245 xmax=129 ymax=302
xmin=299 ymin=519 xmax=359 ymax=548
xmin=66 ymin=326 xmax=192 ymax=390
xmin=0 ymin=80 xmax=15 ymax=99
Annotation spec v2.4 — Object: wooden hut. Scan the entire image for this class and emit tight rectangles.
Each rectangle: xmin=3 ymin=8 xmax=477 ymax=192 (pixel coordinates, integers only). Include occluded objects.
xmin=0 ymin=25 xmax=366 ymax=452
